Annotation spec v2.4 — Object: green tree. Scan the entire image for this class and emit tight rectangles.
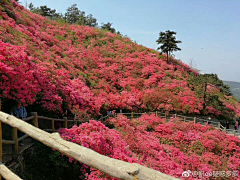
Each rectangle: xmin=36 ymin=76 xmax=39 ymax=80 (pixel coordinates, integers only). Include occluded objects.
xmin=101 ymin=22 xmax=116 ymax=33
xmin=188 ymin=73 xmax=232 ymax=115
xmin=65 ymin=4 xmax=80 ymax=24
xmin=84 ymin=14 xmax=98 ymax=27
xmin=28 ymin=3 xmax=64 ymax=21
xmin=65 ymin=4 xmax=97 ymax=27
xmin=156 ymin=30 xmax=181 ymax=63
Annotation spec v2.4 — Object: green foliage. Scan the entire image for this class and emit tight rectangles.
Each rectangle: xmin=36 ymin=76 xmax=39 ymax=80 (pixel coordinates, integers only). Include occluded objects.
xmin=188 ymin=73 xmax=232 ymax=116
xmin=101 ymin=22 xmax=116 ymax=33
xmin=64 ymin=4 xmax=97 ymax=27
xmin=156 ymin=30 xmax=181 ymax=63
xmin=0 ymin=0 xmax=16 ymax=20
xmin=22 ymin=141 xmax=84 ymax=180
xmin=28 ymin=3 xmax=97 ymax=27
xmin=29 ymin=3 xmax=64 ymax=21
xmin=190 ymin=140 xmax=204 ymax=156
xmin=159 ymin=138 xmax=170 ymax=145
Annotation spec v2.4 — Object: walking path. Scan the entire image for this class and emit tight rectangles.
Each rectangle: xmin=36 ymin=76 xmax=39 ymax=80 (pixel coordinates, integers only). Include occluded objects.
xmin=105 ymin=111 xmax=240 ymax=138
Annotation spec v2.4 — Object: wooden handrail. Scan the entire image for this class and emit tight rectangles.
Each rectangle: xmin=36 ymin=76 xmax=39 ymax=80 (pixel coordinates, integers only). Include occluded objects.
xmin=38 ymin=116 xmax=75 ymax=122
xmin=1 ymin=113 xmax=74 ymax=146
xmin=2 ymin=139 xmax=15 ymax=145
xmin=118 ymin=111 xmax=238 ymax=137
xmin=0 ymin=112 xmax=178 ymax=180
xmin=0 ymin=162 xmax=22 ymax=180
xmin=0 ymin=110 xmax=237 ymax=179
xmin=23 ymin=116 xmax=34 ymax=121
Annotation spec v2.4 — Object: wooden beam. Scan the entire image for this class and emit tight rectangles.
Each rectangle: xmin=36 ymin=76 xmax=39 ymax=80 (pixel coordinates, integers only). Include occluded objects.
xmin=63 ymin=117 xmax=67 ymax=128
xmin=31 ymin=112 xmax=38 ymax=128
xmin=23 ymin=116 xmax=34 ymax=121
xmin=0 ymin=121 xmax=2 ymax=162
xmin=12 ymin=127 xmax=18 ymax=155
xmin=51 ymin=120 xmax=55 ymax=132
xmin=0 ymin=112 xmax=178 ymax=180
xmin=0 ymin=162 xmax=22 ymax=180
xmin=2 ymin=139 xmax=15 ymax=145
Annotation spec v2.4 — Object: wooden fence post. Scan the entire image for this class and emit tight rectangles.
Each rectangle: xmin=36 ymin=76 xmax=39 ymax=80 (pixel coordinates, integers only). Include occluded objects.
xmin=12 ymin=127 xmax=18 ymax=156
xmin=174 ymin=114 xmax=177 ymax=118
xmin=155 ymin=111 xmax=158 ymax=117
xmin=224 ymin=127 xmax=226 ymax=133
xmin=31 ymin=112 xmax=38 ymax=128
xmin=63 ymin=117 xmax=68 ymax=128
xmin=165 ymin=113 xmax=167 ymax=119
xmin=184 ymin=116 xmax=186 ymax=122
xmin=194 ymin=117 xmax=196 ymax=124
xmin=0 ymin=121 xmax=2 ymax=162
xmin=218 ymin=122 xmax=221 ymax=130
xmin=131 ymin=112 xmax=134 ymax=119
xmin=51 ymin=120 xmax=55 ymax=132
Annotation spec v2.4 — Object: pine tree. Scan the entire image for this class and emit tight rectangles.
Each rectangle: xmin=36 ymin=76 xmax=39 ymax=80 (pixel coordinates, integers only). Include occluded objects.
xmin=156 ymin=30 xmax=181 ymax=63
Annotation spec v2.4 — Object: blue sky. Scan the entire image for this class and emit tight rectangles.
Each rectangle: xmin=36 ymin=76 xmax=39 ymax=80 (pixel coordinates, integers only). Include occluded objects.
xmin=19 ymin=0 xmax=240 ymax=82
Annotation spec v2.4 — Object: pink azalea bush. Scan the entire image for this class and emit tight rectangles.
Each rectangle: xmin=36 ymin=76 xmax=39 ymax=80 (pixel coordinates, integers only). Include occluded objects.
xmin=1 ymin=2 xmax=239 ymax=179
xmin=58 ymin=120 xmax=139 ymax=179
xmin=0 ymin=0 xmax=240 ymax=117
xmin=58 ymin=114 xmax=240 ymax=179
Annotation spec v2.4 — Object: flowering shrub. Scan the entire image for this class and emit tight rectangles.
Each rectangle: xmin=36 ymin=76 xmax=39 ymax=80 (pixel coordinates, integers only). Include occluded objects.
xmin=58 ymin=114 xmax=240 ymax=179
xmin=0 ymin=0 xmax=240 ymax=117
xmin=1 ymin=1 xmax=240 ymax=179
xmin=58 ymin=120 xmax=139 ymax=179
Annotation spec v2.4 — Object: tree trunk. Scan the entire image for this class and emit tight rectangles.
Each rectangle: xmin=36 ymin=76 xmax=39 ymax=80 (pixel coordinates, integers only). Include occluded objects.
xmin=167 ymin=52 xmax=169 ymax=63
xmin=203 ymin=82 xmax=207 ymax=113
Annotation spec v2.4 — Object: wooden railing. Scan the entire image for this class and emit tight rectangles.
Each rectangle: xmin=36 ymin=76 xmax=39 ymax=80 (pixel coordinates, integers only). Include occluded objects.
xmin=0 ymin=112 xmax=75 ymax=158
xmin=117 ymin=111 xmax=240 ymax=137
xmin=0 ymin=111 xmax=178 ymax=180
xmin=0 ymin=110 xmax=238 ymax=180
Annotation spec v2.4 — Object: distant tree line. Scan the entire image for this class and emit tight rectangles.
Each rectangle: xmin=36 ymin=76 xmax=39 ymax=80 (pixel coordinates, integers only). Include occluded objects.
xmin=27 ymin=3 xmax=121 ymax=34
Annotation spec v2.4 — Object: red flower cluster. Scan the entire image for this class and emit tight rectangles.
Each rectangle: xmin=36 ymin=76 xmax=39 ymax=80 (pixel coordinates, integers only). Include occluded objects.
xmin=59 ymin=114 xmax=240 ymax=179
xmin=0 ymin=0 xmax=240 ymax=117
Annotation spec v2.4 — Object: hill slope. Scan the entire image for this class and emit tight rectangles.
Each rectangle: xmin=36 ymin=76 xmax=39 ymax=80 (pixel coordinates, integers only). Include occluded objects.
xmin=0 ymin=0 xmax=240 ymax=117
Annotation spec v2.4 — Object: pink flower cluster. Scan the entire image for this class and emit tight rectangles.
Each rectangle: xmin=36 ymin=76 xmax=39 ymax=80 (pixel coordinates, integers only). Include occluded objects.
xmin=0 ymin=0 xmax=240 ymax=117
xmin=58 ymin=114 xmax=240 ymax=179
xmin=58 ymin=120 xmax=139 ymax=179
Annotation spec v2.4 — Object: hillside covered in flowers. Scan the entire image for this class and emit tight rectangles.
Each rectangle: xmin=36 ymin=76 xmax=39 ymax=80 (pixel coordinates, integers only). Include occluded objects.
xmin=1 ymin=1 xmax=240 ymax=180
xmin=0 ymin=0 xmax=240 ymax=118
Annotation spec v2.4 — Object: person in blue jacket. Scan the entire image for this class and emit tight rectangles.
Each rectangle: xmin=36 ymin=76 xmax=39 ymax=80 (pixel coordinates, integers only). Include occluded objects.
xmin=10 ymin=101 xmax=27 ymax=146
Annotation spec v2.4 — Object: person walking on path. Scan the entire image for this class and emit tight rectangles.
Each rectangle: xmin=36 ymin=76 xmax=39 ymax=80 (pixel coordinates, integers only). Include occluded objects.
xmin=234 ymin=121 xmax=238 ymax=131
xmin=10 ymin=101 xmax=27 ymax=146
xmin=226 ymin=121 xmax=230 ymax=129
